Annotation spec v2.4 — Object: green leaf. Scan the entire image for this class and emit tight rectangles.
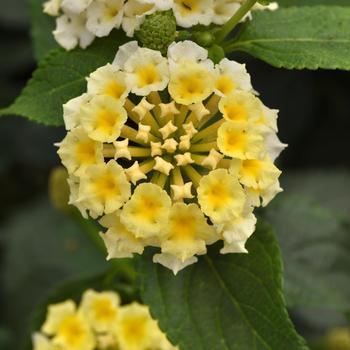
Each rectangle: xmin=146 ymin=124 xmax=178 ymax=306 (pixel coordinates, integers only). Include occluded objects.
xmin=138 ymin=221 xmax=308 ymax=350
xmin=263 ymin=195 xmax=350 ymax=311
xmin=278 ymin=0 xmax=350 ymax=7
xmin=229 ymin=7 xmax=350 ymax=70
xmin=29 ymin=0 xmax=58 ymax=61
xmin=0 ymin=32 xmax=127 ymax=126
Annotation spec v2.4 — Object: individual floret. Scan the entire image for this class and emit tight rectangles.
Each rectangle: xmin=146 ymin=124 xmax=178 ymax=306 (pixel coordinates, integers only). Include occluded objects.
xmin=57 ymin=127 xmax=104 ymax=176
xmin=41 ymin=300 xmax=95 ymax=350
xmin=120 ymin=183 xmax=171 ymax=238
xmin=197 ymin=169 xmax=245 ymax=224
xmin=159 ymin=203 xmax=219 ymax=264
xmin=99 ymin=211 xmax=145 ymax=258
xmin=80 ymin=95 xmax=128 ymax=142
xmin=78 ymin=160 xmax=131 ymax=216
xmin=217 ymin=121 xmax=263 ymax=159
xmin=80 ymin=289 xmax=120 ymax=333
xmin=86 ymin=0 xmax=124 ymax=37
xmin=53 ymin=12 xmax=95 ymax=50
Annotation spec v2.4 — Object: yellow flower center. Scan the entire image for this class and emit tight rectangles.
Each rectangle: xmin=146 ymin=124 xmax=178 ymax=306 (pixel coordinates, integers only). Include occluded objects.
xmin=227 ymin=132 xmax=246 ymax=149
xmin=176 ymin=0 xmax=198 ymax=13
xmin=105 ymin=6 xmax=120 ymax=19
xmin=93 ymin=172 xmax=121 ymax=200
xmin=216 ymin=75 xmax=236 ymax=95
xmin=171 ymin=215 xmax=196 ymax=240
xmin=135 ymin=196 xmax=163 ymax=224
xmin=75 ymin=140 xmax=97 ymax=164
xmin=137 ymin=64 xmax=160 ymax=87
xmin=104 ymin=81 xmax=126 ymax=100
xmin=241 ymin=159 xmax=262 ymax=177
xmin=206 ymin=182 xmax=231 ymax=209
xmin=183 ymin=76 xmax=206 ymax=96
xmin=58 ymin=316 xmax=86 ymax=346
xmin=169 ymin=63 xmax=214 ymax=105
xmin=93 ymin=298 xmax=117 ymax=322
xmin=224 ymin=103 xmax=247 ymax=122
xmin=96 ymin=109 xmax=120 ymax=135
xmin=120 ymin=317 xmax=147 ymax=345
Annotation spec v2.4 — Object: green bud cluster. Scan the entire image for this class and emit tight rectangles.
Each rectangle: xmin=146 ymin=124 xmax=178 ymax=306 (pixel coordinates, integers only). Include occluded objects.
xmin=135 ymin=10 xmax=177 ymax=55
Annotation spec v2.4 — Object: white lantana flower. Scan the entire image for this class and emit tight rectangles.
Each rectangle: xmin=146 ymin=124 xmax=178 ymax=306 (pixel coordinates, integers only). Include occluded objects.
xmin=172 ymin=0 xmax=214 ymax=27
xmin=43 ymin=0 xmax=62 ymax=16
xmin=122 ymin=44 xmax=170 ymax=95
xmin=215 ymin=58 xmax=252 ymax=96
xmin=220 ymin=211 xmax=257 ymax=254
xmin=53 ymin=11 xmax=95 ymax=50
xmin=212 ymin=0 xmax=240 ymax=25
xmin=45 ymin=0 xmax=279 ymax=50
xmin=122 ymin=0 xmax=155 ymax=36
xmin=61 ymin=0 xmax=93 ymax=13
xmin=86 ymin=0 xmax=124 ymax=37
xmin=139 ymin=0 xmax=173 ymax=11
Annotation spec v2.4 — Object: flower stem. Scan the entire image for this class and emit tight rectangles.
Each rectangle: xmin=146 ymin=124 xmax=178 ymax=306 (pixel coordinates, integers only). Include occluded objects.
xmin=223 ymin=40 xmax=240 ymax=54
xmin=215 ymin=0 xmax=258 ymax=43
xmin=71 ymin=209 xmax=106 ymax=254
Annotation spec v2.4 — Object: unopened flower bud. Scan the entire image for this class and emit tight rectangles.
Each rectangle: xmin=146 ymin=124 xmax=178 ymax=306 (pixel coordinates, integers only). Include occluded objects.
xmin=136 ymin=10 xmax=177 ymax=55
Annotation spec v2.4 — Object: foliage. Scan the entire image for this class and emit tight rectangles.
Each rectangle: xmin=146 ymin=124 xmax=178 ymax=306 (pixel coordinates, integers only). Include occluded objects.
xmin=229 ymin=7 xmax=350 ymax=70
xmin=278 ymin=0 xmax=350 ymax=7
xmin=138 ymin=222 xmax=309 ymax=350
xmin=29 ymin=0 xmax=58 ymax=61
xmin=0 ymin=32 xmax=127 ymax=125
xmin=263 ymin=195 xmax=350 ymax=311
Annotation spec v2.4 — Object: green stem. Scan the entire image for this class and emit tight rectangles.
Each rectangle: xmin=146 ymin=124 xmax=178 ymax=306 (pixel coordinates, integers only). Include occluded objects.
xmin=71 ymin=209 xmax=106 ymax=254
xmin=215 ymin=0 xmax=258 ymax=43
xmin=223 ymin=40 xmax=240 ymax=53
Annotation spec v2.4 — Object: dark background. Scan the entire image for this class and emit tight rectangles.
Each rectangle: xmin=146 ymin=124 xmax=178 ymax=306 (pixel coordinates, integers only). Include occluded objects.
xmin=0 ymin=1 xmax=349 ymax=349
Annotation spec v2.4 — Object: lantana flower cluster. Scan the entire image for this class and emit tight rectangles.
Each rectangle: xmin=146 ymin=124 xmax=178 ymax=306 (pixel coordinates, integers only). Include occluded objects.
xmin=43 ymin=0 xmax=277 ymax=50
xmin=33 ymin=289 xmax=178 ymax=350
xmin=57 ymin=40 xmax=286 ymax=274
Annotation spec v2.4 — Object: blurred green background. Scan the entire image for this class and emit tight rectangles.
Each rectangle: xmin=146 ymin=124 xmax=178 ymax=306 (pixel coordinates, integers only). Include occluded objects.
xmin=0 ymin=0 xmax=349 ymax=349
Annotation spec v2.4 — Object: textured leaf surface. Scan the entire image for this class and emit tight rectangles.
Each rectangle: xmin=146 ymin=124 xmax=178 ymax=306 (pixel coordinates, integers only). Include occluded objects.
xmin=138 ymin=222 xmax=308 ymax=350
xmin=29 ymin=0 xmax=58 ymax=61
xmin=231 ymin=7 xmax=350 ymax=70
xmin=0 ymin=32 xmax=127 ymax=126
xmin=278 ymin=0 xmax=350 ymax=7
xmin=264 ymin=195 xmax=350 ymax=311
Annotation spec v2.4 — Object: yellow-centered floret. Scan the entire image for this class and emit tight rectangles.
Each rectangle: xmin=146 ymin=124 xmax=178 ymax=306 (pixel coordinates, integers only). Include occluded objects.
xmin=78 ymin=160 xmax=131 ymax=216
xmin=217 ymin=121 xmax=263 ymax=159
xmin=41 ymin=300 xmax=95 ymax=350
xmin=198 ymin=169 xmax=245 ymax=223
xmin=120 ymin=183 xmax=171 ymax=238
xmin=80 ymin=289 xmax=120 ymax=333
xmin=160 ymin=202 xmax=219 ymax=262
xmin=80 ymin=95 xmax=127 ymax=142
